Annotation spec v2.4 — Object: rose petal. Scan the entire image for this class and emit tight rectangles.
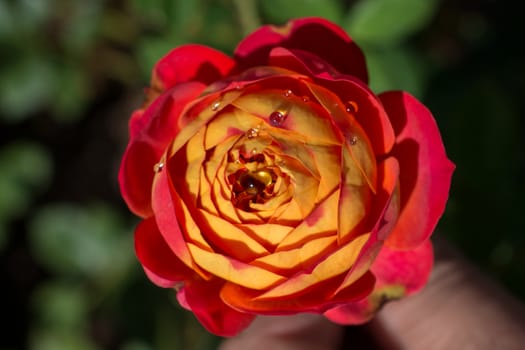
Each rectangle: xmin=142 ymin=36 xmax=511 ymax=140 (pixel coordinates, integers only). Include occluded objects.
xmin=308 ymin=83 xmax=377 ymax=193
xmin=220 ymin=270 xmax=375 ymax=314
xmin=197 ymin=211 xmax=270 ymax=261
xmin=239 ymin=223 xmax=293 ymax=248
xmin=135 ymin=217 xmax=196 ymax=287
xmin=334 ymin=157 xmax=400 ymax=294
xmin=152 ymin=163 xmax=210 ymax=279
xmin=231 ymin=90 xmax=342 ymax=146
xmin=119 ymin=82 xmax=206 ymax=217
xmin=234 ymin=17 xmax=368 ymax=83
xmin=187 ymin=243 xmax=286 ymax=290
xmin=255 ymin=233 xmax=370 ymax=300
xmin=181 ymin=279 xmax=256 ymax=337
xmin=276 ymin=189 xmax=339 ymax=250
xmin=380 ymin=91 xmax=455 ymax=249
xmin=268 ymin=47 xmax=395 ymax=156
xmin=324 ymin=240 xmax=433 ymax=324
xmin=251 ymin=235 xmax=337 ymax=274
xmin=152 ymin=44 xmax=235 ymax=91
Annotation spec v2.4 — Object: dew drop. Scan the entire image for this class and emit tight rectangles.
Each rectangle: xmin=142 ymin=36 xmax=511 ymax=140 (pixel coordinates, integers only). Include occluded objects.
xmin=345 ymin=101 xmax=359 ymax=113
xmin=284 ymin=89 xmax=293 ymax=97
xmin=234 ymin=84 xmax=243 ymax=91
xmin=302 ymin=96 xmax=310 ymax=103
xmin=269 ymin=110 xmax=287 ymax=126
xmin=211 ymin=100 xmax=221 ymax=111
xmin=251 ymin=148 xmax=258 ymax=155
xmin=246 ymin=128 xmax=259 ymax=139
xmin=350 ymin=136 xmax=358 ymax=145
xmin=153 ymin=162 xmax=164 ymax=173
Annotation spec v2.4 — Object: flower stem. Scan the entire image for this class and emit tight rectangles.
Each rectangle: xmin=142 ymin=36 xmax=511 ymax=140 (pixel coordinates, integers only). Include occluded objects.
xmin=233 ymin=0 xmax=262 ymax=36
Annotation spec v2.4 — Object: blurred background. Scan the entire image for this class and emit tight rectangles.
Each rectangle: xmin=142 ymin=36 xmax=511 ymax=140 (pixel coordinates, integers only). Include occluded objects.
xmin=1 ymin=0 xmax=523 ymax=349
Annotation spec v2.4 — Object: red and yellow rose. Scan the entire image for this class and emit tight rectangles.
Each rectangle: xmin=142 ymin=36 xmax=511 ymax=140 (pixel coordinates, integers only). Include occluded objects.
xmin=119 ymin=17 xmax=454 ymax=336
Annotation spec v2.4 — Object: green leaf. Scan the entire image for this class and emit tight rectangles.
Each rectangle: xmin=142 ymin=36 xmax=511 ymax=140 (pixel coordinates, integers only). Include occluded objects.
xmin=122 ymin=341 xmax=155 ymax=350
xmin=344 ymin=0 xmax=438 ymax=45
xmin=167 ymin=0 xmax=204 ymax=37
xmin=32 ymin=282 xmax=89 ymax=329
xmin=0 ymin=142 xmax=52 ymax=221
xmin=259 ymin=0 xmax=343 ymax=25
xmin=131 ymin=0 xmax=169 ymax=28
xmin=0 ymin=57 xmax=56 ymax=121
xmin=195 ymin=2 xmax=240 ymax=53
xmin=51 ymin=63 xmax=89 ymax=122
xmin=29 ymin=329 xmax=100 ymax=350
xmin=60 ymin=1 xmax=103 ymax=53
xmin=363 ymin=46 xmax=429 ymax=97
xmin=28 ymin=203 xmax=134 ymax=282
xmin=0 ymin=1 xmax=14 ymax=38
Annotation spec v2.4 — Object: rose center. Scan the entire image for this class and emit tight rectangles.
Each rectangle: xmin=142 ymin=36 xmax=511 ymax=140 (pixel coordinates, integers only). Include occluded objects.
xmin=230 ymin=167 xmax=276 ymax=210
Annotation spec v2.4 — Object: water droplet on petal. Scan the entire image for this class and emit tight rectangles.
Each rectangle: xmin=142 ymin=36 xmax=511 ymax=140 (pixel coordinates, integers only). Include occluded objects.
xmin=302 ymin=96 xmax=310 ymax=103
xmin=153 ymin=162 xmax=164 ymax=173
xmin=246 ymin=128 xmax=259 ymax=139
xmin=345 ymin=101 xmax=359 ymax=113
xmin=211 ymin=100 xmax=221 ymax=111
xmin=269 ymin=110 xmax=287 ymax=126
xmin=350 ymin=136 xmax=358 ymax=145
xmin=251 ymin=148 xmax=258 ymax=155
xmin=284 ymin=89 xmax=293 ymax=97
xmin=234 ymin=84 xmax=243 ymax=90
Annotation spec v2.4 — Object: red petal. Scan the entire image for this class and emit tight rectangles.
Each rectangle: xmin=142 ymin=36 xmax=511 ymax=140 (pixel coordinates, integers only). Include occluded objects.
xmin=134 ymin=217 xmax=195 ymax=287
xmin=371 ymin=239 xmax=434 ymax=294
xmin=182 ymin=279 xmax=256 ymax=337
xmin=151 ymin=161 xmax=209 ymax=278
xmin=118 ymin=82 xmax=205 ymax=217
xmin=324 ymin=240 xmax=433 ymax=324
xmin=380 ymin=92 xmax=455 ymax=249
xmin=152 ymin=44 xmax=235 ymax=91
xmin=234 ymin=17 xmax=368 ymax=83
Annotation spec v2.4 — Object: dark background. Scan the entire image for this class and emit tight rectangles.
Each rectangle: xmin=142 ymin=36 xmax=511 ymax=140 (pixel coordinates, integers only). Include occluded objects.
xmin=1 ymin=0 xmax=523 ymax=349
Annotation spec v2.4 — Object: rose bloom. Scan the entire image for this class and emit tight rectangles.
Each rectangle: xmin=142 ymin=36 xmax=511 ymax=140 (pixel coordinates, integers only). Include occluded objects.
xmin=119 ymin=17 xmax=454 ymax=336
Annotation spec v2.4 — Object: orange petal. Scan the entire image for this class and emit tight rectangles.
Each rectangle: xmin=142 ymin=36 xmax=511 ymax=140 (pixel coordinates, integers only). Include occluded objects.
xmin=277 ymin=189 xmax=339 ymax=250
xmin=256 ymin=233 xmax=370 ymax=300
xmin=187 ymin=243 xmax=285 ymax=290
xmin=251 ymin=235 xmax=337 ymax=274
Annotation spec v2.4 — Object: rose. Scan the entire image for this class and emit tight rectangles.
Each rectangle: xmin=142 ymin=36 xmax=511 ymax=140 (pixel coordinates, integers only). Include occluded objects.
xmin=118 ymin=17 xmax=454 ymax=336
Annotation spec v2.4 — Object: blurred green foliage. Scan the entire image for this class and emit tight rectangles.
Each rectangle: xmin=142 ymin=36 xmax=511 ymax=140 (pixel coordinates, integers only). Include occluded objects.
xmin=0 ymin=0 xmax=523 ymax=349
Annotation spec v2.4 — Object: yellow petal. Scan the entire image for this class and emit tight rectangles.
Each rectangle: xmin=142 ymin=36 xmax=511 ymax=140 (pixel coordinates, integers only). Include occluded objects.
xmin=277 ymin=190 xmax=339 ymax=250
xmin=187 ymin=243 xmax=285 ymax=290
xmin=308 ymin=83 xmax=377 ymax=193
xmin=255 ymin=233 xmax=370 ymax=299
xmin=169 ymin=89 xmax=244 ymax=155
xmin=338 ymin=146 xmax=372 ymax=243
xmin=204 ymin=107 xmax=263 ymax=150
xmin=240 ymin=223 xmax=294 ymax=248
xmin=199 ymin=210 xmax=270 ymax=261
xmin=232 ymin=90 xmax=341 ymax=146
xmin=251 ymin=235 xmax=337 ymax=273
